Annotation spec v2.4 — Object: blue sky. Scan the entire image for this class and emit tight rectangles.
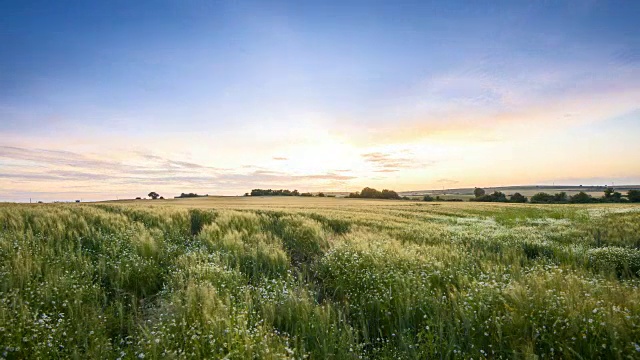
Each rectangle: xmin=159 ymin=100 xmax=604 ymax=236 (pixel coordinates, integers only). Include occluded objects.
xmin=1 ymin=0 xmax=639 ymax=201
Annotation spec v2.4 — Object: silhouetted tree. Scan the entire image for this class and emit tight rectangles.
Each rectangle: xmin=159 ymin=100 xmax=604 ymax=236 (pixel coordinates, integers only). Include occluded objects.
xmin=510 ymin=192 xmax=527 ymax=203
xmin=423 ymin=195 xmax=434 ymax=202
xmin=530 ymin=192 xmax=568 ymax=204
xmin=553 ymin=192 xmax=568 ymax=203
xmin=474 ymin=188 xmax=485 ymax=198
xmin=250 ymin=189 xmax=303 ymax=196
xmin=611 ymin=191 xmax=623 ymax=202
xmin=604 ymin=187 xmax=614 ymax=199
xmin=627 ymin=190 xmax=640 ymax=202
xmin=380 ymin=189 xmax=401 ymax=199
xmin=148 ymin=192 xmax=160 ymax=200
xmin=531 ymin=192 xmax=554 ymax=203
xmin=317 ymin=192 xmax=325 ymax=197
xmin=473 ymin=191 xmax=508 ymax=202
xmin=360 ymin=187 xmax=379 ymax=199
xmin=569 ymin=191 xmax=594 ymax=203
xmin=348 ymin=187 xmax=401 ymax=199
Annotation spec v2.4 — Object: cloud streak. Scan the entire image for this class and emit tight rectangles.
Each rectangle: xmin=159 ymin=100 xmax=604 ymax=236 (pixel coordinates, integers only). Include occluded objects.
xmin=0 ymin=145 xmax=357 ymax=200
xmin=361 ymin=151 xmax=433 ymax=172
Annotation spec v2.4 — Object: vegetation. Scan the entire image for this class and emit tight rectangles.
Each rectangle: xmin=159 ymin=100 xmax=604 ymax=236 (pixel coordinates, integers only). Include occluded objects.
xmin=147 ymin=191 xmax=161 ymax=200
xmin=0 ymin=200 xmax=639 ymax=359
xmin=348 ymin=187 xmax=401 ymax=199
xmin=509 ymin=192 xmax=528 ymax=203
xmin=175 ymin=193 xmax=208 ymax=198
xmin=472 ymin=190 xmax=508 ymax=202
xmin=473 ymin=187 xmax=486 ymax=198
xmin=250 ymin=189 xmax=301 ymax=196
xmin=531 ymin=192 xmax=568 ymax=204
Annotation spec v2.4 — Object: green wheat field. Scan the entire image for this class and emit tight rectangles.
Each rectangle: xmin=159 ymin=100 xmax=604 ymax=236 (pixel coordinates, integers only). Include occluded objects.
xmin=1 ymin=198 xmax=639 ymax=359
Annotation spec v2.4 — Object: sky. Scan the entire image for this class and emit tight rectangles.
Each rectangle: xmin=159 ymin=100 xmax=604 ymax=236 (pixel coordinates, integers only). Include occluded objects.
xmin=1 ymin=0 xmax=639 ymax=201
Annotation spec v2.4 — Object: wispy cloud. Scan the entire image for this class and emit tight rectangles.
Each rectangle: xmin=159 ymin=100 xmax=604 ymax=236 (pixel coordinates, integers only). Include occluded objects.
xmin=361 ymin=151 xmax=432 ymax=172
xmin=436 ymin=178 xmax=459 ymax=184
xmin=0 ymin=145 xmax=357 ymax=200
xmin=272 ymin=156 xmax=288 ymax=161
xmin=374 ymin=169 xmax=399 ymax=173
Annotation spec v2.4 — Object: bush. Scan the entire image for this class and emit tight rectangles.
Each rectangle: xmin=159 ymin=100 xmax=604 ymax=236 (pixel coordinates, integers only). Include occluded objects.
xmin=250 ymin=189 xmax=301 ymax=196
xmin=176 ymin=192 xmax=208 ymax=198
xmin=509 ymin=192 xmax=527 ymax=203
xmin=569 ymin=191 xmax=594 ymax=203
xmin=348 ymin=187 xmax=401 ymax=199
xmin=472 ymin=191 xmax=507 ymax=202
xmin=531 ymin=192 xmax=554 ymax=203
xmin=627 ymin=189 xmax=640 ymax=202
xmin=531 ymin=192 xmax=569 ymax=204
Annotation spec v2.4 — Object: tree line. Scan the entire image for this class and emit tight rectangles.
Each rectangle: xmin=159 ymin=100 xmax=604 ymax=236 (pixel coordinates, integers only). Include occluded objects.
xmin=249 ymin=189 xmax=301 ymax=196
xmin=348 ymin=187 xmax=401 ymax=199
xmin=175 ymin=193 xmax=208 ymax=198
xmin=468 ymin=187 xmax=640 ymax=204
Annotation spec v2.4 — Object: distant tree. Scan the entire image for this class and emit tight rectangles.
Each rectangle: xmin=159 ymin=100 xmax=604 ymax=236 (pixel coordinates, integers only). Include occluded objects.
xmin=176 ymin=193 xmax=204 ymax=198
xmin=627 ymin=190 xmax=640 ymax=202
xmin=244 ymin=193 xmax=249 ymax=196
xmin=159 ymin=196 xmax=164 ymax=199
xmin=317 ymin=192 xmax=325 ymax=197
xmin=148 ymin=192 xmax=160 ymax=200
xmin=491 ymin=191 xmax=508 ymax=202
xmin=380 ymin=189 xmax=401 ymax=199
xmin=569 ymin=191 xmax=594 ymax=203
xmin=423 ymin=195 xmax=434 ymax=202
xmin=604 ymin=187 xmax=615 ymax=199
xmin=250 ymin=189 xmax=303 ymax=196
xmin=611 ymin=192 xmax=623 ymax=202
xmin=510 ymin=192 xmax=527 ymax=203
xmin=474 ymin=188 xmax=486 ymax=198
xmin=360 ymin=187 xmax=379 ymax=199
xmin=135 ymin=197 xmax=142 ymax=200
xmin=300 ymin=192 xmax=313 ymax=197
xmin=553 ymin=192 xmax=568 ymax=203
xmin=530 ymin=192 xmax=554 ymax=203
xmin=473 ymin=191 xmax=507 ymax=202
xmin=349 ymin=187 xmax=401 ymax=200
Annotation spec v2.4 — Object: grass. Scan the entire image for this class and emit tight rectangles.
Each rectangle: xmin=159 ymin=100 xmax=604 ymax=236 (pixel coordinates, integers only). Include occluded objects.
xmin=0 ymin=198 xmax=639 ymax=359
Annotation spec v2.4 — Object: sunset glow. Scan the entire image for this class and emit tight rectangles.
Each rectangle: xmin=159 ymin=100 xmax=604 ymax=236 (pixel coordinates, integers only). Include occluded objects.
xmin=1 ymin=1 xmax=639 ymax=201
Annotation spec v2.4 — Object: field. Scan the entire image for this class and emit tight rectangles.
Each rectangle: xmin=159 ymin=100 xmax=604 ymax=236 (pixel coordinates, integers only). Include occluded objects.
xmin=1 ymin=197 xmax=640 ymax=359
